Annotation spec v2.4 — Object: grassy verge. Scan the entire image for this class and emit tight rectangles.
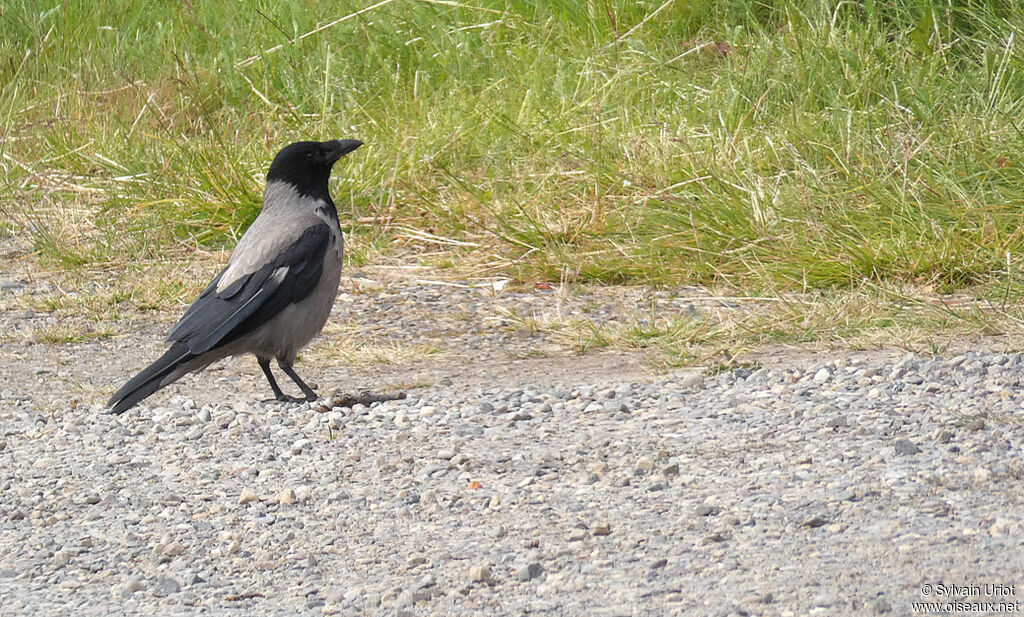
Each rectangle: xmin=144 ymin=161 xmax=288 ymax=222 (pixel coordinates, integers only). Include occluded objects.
xmin=4 ymin=1 xmax=1024 ymax=354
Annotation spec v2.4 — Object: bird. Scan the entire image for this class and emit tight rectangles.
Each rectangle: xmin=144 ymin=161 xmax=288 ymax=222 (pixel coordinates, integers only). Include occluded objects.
xmin=107 ymin=138 xmax=363 ymax=415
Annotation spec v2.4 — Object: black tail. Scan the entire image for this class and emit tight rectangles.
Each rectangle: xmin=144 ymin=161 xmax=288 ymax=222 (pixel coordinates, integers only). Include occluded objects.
xmin=108 ymin=343 xmax=194 ymax=414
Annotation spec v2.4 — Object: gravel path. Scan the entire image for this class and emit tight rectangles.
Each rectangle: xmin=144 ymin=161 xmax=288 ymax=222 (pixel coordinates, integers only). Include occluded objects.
xmin=3 ymin=265 xmax=1024 ymax=616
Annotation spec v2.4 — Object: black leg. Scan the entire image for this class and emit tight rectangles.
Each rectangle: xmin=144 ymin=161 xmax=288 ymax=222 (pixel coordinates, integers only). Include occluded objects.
xmin=277 ymin=360 xmax=318 ymax=401
xmin=257 ymin=357 xmax=290 ymax=401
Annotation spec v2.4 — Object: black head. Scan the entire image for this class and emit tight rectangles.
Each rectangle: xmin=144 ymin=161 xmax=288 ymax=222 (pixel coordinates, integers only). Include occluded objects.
xmin=266 ymin=139 xmax=363 ymax=198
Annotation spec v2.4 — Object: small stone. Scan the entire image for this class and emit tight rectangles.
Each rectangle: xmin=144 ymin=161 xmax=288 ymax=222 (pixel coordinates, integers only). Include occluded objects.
xmin=153 ymin=576 xmax=181 ymax=596
xmin=162 ymin=541 xmax=185 ymax=556
xmin=592 ymin=522 xmax=612 ymax=536
xmin=53 ymin=549 xmax=72 ymax=566
xmin=680 ymin=373 xmax=703 ymax=389
xmin=814 ymin=593 xmax=838 ymax=607
xmin=825 ymin=416 xmax=846 ymax=428
xmin=894 ymin=439 xmax=921 ymax=456
xmin=963 ymin=417 xmax=985 ymax=431
xmin=695 ymin=505 xmax=721 ymax=517
xmin=419 ymin=406 xmax=437 ymax=418
xmin=278 ymin=488 xmax=296 ymax=505
xmin=84 ymin=493 xmax=101 ymax=505
xmin=649 ymin=558 xmax=668 ymax=570
xmin=835 ymin=489 xmax=856 ymax=502
xmin=407 ymin=555 xmax=428 ymax=566
xmin=478 ymin=402 xmax=494 ymax=414
xmin=291 ymin=439 xmax=311 ymax=454
xmin=802 ymin=515 xmax=829 ymax=528
xmin=394 ymin=590 xmax=415 ymax=608
xmin=920 ymin=500 xmax=951 ymax=517
xmin=990 ymin=517 xmax=1018 ymax=535
xmin=634 ymin=457 xmax=655 ymax=474
xmin=567 ymin=529 xmax=588 ymax=542
xmin=935 ymin=430 xmax=953 ymax=444
xmin=239 ymin=489 xmax=259 ymax=505
xmin=813 ymin=368 xmax=831 ymax=382
xmin=661 ymin=463 xmax=679 ymax=477
xmin=197 ymin=408 xmax=212 ymax=423
xmin=517 ymin=562 xmax=544 ymax=582
xmin=416 ymin=573 xmax=436 ymax=589
xmin=469 ymin=566 xmax=492 ymax=582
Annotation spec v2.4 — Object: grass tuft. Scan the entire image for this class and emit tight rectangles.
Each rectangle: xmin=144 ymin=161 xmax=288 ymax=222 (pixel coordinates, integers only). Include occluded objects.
xmin=4 ymin=1 xmax=1024 ymax=343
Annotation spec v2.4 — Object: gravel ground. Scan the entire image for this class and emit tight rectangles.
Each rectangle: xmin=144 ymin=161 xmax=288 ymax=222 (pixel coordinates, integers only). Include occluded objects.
xmin=3 ymin=265 xmax=1024 ymax=616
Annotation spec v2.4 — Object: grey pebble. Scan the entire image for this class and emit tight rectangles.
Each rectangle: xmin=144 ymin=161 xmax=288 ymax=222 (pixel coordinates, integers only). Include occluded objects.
xmin=517 ymin=562 xmax=544 ymax=582
xmin=894 ymin=439 xmax=922 ymax=456
xmin=964 ymin=417 xmax=985 ymax=431
xmin=152 ymin=576 xmax=181 ymax=597
xmin=680 ymin=373 xmax=703 ymax=389
xmin=802 ymin=515 xmax=829 ymax=528
xmin=416 ymin=573 xmax=436 ymax=589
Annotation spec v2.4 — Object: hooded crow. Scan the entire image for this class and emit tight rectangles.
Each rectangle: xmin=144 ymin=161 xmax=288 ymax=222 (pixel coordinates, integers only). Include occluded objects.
xmin=108 ymin=138 xmax=363 ymax=414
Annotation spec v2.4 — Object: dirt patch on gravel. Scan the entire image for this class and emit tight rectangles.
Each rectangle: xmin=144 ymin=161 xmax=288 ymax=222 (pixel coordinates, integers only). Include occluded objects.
xmin=3 ymin=244 xmax=1024 ymax=411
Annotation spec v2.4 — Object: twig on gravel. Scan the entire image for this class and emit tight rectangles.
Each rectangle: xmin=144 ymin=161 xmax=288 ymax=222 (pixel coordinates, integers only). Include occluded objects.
xmin=225 ymin=592 xmax=265 ymax=601
xmin=324 ymin=390 xmax=407 ymax=409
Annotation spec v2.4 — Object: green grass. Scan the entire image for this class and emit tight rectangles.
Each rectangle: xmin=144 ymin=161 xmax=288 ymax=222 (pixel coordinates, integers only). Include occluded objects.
xmin=4 ymin=1 xmax=1024 ymax=304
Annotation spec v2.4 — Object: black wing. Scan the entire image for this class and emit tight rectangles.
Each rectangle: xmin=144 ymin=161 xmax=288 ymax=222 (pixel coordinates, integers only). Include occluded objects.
xmin=166 ymin=224 xmax=331 ymax=354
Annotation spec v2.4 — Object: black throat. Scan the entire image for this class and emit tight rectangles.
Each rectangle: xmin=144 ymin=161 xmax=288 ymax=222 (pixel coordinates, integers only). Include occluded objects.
xmin=267 ymin=169 xmax=333 ymax=203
